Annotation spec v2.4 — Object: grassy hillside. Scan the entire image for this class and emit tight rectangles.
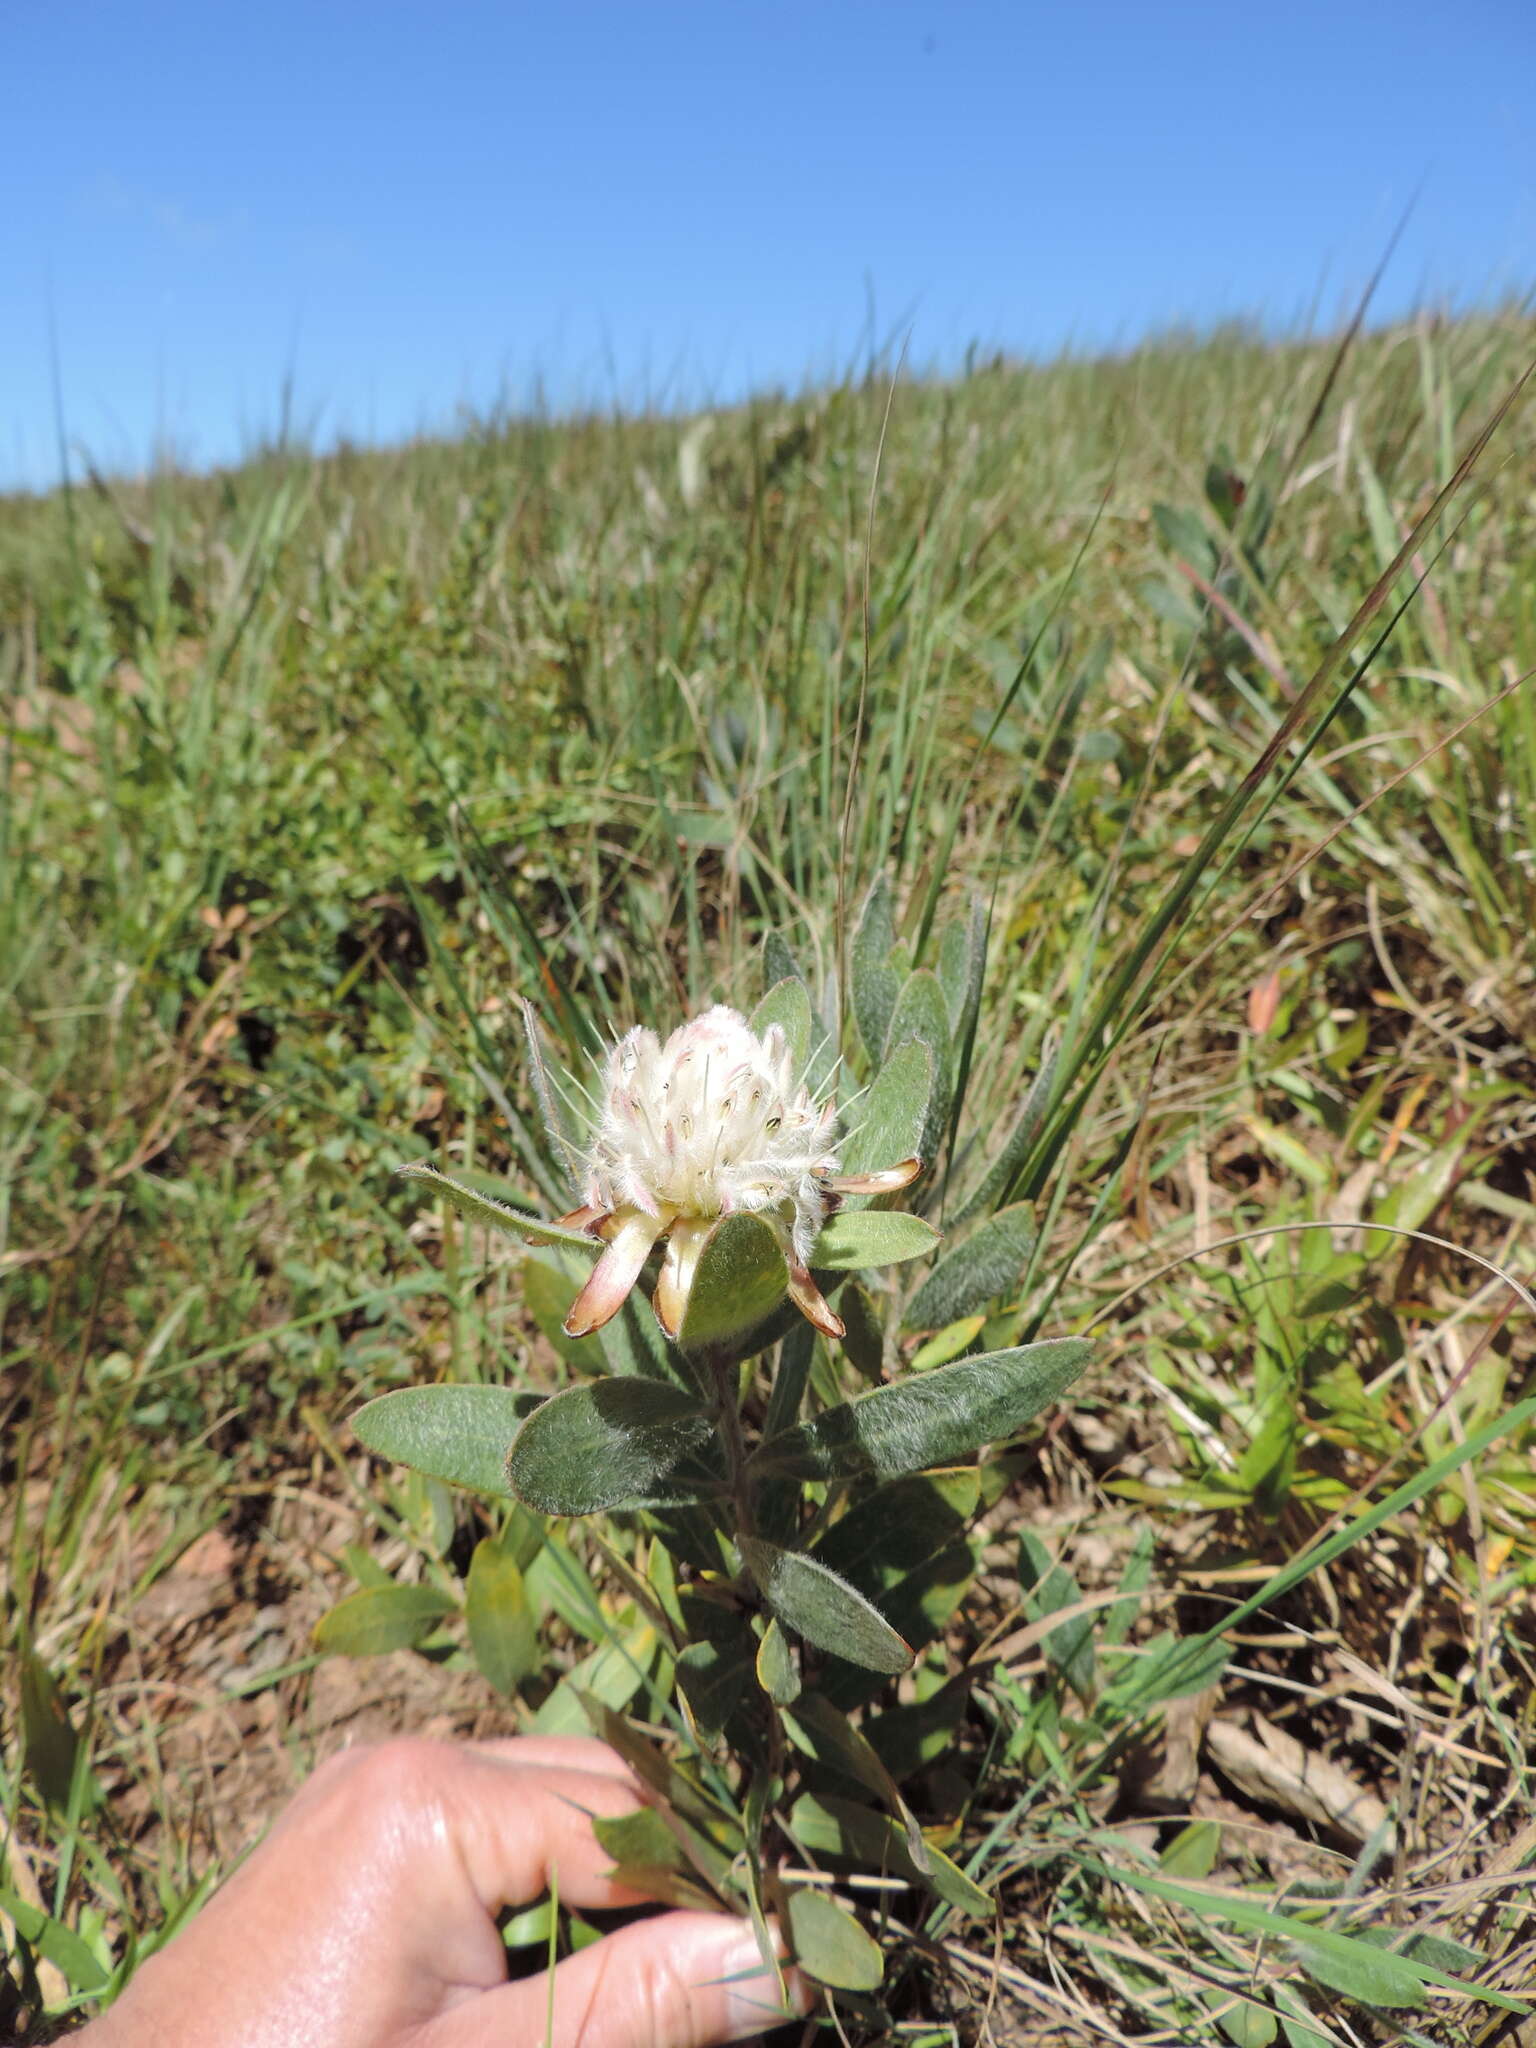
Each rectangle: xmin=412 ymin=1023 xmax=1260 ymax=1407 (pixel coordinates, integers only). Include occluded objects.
xmin=4 ymin=309 xmax=1536 ymax=2043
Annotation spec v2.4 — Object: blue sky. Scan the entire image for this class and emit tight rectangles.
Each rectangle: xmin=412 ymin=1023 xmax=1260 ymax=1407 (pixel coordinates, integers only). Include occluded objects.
xmin=4 ymin=0 xmax=1532 ymax=491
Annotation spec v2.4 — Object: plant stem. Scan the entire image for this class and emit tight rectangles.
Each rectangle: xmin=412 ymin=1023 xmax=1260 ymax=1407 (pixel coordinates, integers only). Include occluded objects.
xmin=708 ymin=1348 xmax=756 ymax=1543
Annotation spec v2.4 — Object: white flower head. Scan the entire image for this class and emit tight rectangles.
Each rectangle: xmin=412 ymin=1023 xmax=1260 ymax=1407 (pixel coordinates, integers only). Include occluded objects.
xmin=547 ymin=1003 xmax=919 ymax=1346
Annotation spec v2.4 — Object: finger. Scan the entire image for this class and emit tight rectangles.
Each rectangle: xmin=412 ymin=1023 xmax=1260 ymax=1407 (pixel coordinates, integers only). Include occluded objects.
xmin=428 ymin=1911 xmax=813 ymax=2048
xmin=440 ymin=1754 xmax=658 ymax=1913
xmin=470 ymin=1734 xmax=641 ymax=1784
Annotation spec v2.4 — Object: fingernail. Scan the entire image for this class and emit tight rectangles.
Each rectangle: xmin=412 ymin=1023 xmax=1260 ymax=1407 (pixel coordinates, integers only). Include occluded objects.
xmin=719 ymin=1928 xmax=814 ymax=2041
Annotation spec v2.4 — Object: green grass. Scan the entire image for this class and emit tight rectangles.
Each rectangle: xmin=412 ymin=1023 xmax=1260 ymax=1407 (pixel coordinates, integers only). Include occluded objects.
xmin=3 ymin=304 xmax=1536 ymax=2042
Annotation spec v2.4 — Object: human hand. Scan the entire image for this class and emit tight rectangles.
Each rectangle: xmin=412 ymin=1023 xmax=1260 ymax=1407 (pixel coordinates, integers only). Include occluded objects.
xmin=83 ymin=1734 xmax=809 ymax=2048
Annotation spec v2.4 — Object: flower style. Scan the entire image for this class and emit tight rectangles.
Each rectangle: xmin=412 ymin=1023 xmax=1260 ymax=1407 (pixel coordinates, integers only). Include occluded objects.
xmin=553 ymin=1005 xmax=919 ymax=1344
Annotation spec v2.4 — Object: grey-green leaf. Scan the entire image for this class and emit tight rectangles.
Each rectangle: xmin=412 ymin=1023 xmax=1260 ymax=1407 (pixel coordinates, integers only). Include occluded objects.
xmin=398 ymin=1161 xmax=600 ymax=1253
xmin=314 ymin=1582 xmax=456 ymax=1657
xmin=676 ymin=1213 xmax=790 ymax=1357
xmin=811 ymin=1210 xmax=939 ymax=1271
xmin=738 ymin=1536 xmax=912 ymax=1674
xmin=1293 ymin=1935 xmax=1425 ymax=2010
xmin=789 ymin=1793 xmax=991 ymax=1918
xmin=882 ymin=970 xmax=952 ymax=1158
xmin=956 ymin=1038 xmax=1058 ymax=1223
xmin=518 ymin=998 xmax=585 ymax=1194
xmin=904 ymin=1203 xmax=1036 ymax=1329
xmin=465 ymin=1540 xmax=540 ymax=1693
xmin=762 ymin=930 xmax=803 ymax=992
xmin=755 ymin=1618 xmax=801 ymax=1705
xmin=851 ymin=875 xmax=903 ymax=1064
xmin=810 ymin=1468 xmax=980 ymax=1589
xmin=782 ymin=1692 xmax=929 ymax=1872
xmin=507 ymin=1380 xmax=712 ymax=1517
xmin=750 ymin=1339 xmax=1093 ymax=1482
xmin=749 ymin=977 xmax=814 ymax=1076
xmin=675 ymin=1596 xmax=757 ymax=1737
xmin=786 ymin=1888 xmax=884 ymax=1992
xmin=1018 ymin=1530 xmax=1095 ymax=1697
xmin=838 ymin=1040 xmax=933 ymax=1203
xmin=936 ymin=897 xmax=987 ymax=1041
xmin=352 ymin=1384 xmax=539 ymax=1497
xmin=522 ymin=1250 xmax=603 ymax=1370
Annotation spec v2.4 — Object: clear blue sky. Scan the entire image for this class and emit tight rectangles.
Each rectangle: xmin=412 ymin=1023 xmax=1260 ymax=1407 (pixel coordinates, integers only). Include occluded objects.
xmin=4 ymin=0 xmax=1532 ymax=492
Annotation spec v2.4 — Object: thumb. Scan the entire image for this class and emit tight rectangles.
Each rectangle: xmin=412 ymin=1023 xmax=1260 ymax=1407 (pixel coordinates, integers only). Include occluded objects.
xmin=433 ymin=1909 xmax=813 ymax=2048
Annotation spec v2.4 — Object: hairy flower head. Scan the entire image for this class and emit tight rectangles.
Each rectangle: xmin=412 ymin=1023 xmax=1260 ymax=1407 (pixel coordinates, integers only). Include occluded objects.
xmin=550 ymin=1004 xmax=918 ymax=1346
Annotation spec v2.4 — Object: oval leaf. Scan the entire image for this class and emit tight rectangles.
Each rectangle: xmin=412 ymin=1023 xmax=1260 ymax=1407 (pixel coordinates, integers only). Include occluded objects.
xmin=314 ymin=1582 xmax=456 ymax=1657
xmin=508 ymin=1380 xmax=712 ymax=1516
xmin=882 ymin=970 xmax=952 ymax=1156
xmin=676 ymin=1213 xmax=790 ymax=1357
xmin=904 ymin=1203 xmax=1036 ymax=1329
xmin=851 ymin=875 xmax=903 ymax=1065
xmin=465 ymin=1540 xmax=539 ymax=1693
xmin=762 ymin=930 xmax=803 ymax=991
xmin=955 ymin=1039 xmax=1058 ymax=1224
xmin=1293 ymin=1933 xmax=1426 ymax=2011
xmin=789 ymin=1792 xmax=992 ymax=1918
xmin=738 ymin=1536 xmax=912 ymax=1674
xmin=750 ymin=1338 xmax=1093 ymax=1481
xmin=749 ymin=976 xmax=814 ymax=1076
xmin=352 ymin=1384 xmax=538 ymax=1497
xmin=937 ymin=897 xmax=987 ymax=1039
xmin=811 ymin=1468 xmax=980 ymax=1588
xmin=0 ymin=1890 xmax=109 ymax=1993
xmin=811 ymin=1210 xmax=939 ymax=1271
xmin=675 ymin=1596 xmax=757 ymax=1737
xmin=838 ymin=1040 xmax=933 ymax=1202
xmin=755 ymin=1617 xmax=801 ymax=1705
xmin=910 ymin=1314 xmax=986 ymax=1371
xmin=398 ymin=1160 xmax=600 ymax=1253
xmin=786 ymin=1887 xmax=884 ymax=1992
xmin=522 ymin=1251 xmax=602 ymax=1369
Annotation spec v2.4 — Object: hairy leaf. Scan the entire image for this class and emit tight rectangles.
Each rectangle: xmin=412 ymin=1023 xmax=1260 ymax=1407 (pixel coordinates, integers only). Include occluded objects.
xmin=789 ymin=1793 xmax=991 ymax=1918
xmin=465 ymin=1540 xmax=539 ymax=1693
xmin=398 ymin=1160 xmax=600 ymax=1252
xmin=851 ymin=874 xmax=903 ymax=1064
xmin=521 ymin=1249 xmax=602 ymax=1370
xmin=675 ymin=1596 xmax=757 ymax=1738
xmin=936 ymin=897 xmax=987 ymax=1040
xmin=786 ymin=1888 xmax=884 ymax=1992
xmin=811 ymin=1468 xmax=979 ymax=1586
xmin=904 ymin=1203 xmax=1036 ymax=1329
xmin=507 ymin=1380 xmax=712 ymax=1516
xmin=352 ymin=1384 xmax=538 ymax=1497
xmin=956 ymin=1038 xmax=1058 ymax=1224
xmin=811 ymin=1210 xmax=939 ymax=1271
xmin=755 ymin=1617 xmax=801 ymax=1705
xmin=738 ymin=1536 xmax=912 ymax=1674
xmin=676 ymin=1212 xmax=791 ymax=1358
xmin=749 ymin=976 xmax=814 ymax=1076
xmin=751 ymin=1339 xmax=1093 ymax=1481
xmin=839 ymin=1040 xmax=933 ymax=1203
xmin=882 ymin=969 xmax=952 ymax=1158
xmin=762 ymin=930 xmax=803 ymax=992
xmin=314 ymin=1582 xmax=455 ymax=1657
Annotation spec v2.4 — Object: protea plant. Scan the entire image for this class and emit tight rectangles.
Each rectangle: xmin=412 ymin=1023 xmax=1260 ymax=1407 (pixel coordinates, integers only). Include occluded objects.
xmin=344 ymin=896 xmax=1095 ymax=2016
